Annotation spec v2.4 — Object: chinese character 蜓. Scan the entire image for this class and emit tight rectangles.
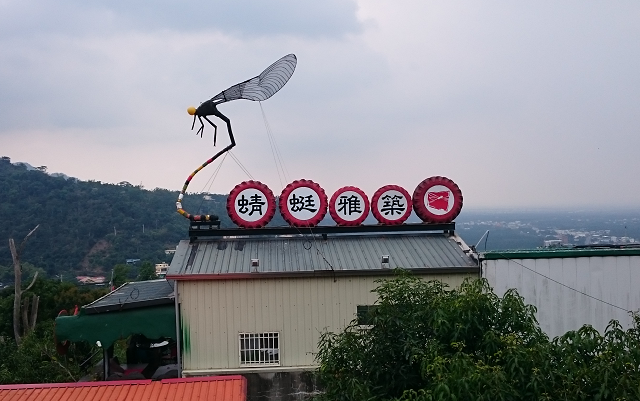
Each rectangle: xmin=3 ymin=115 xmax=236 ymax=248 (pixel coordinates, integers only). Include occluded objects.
xmin=289 ymin=193 xmax=317 ymax=213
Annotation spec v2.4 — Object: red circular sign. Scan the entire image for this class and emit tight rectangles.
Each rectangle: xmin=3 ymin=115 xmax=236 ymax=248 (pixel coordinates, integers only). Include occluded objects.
xmin=371 ymin=185 xmax=412 ymax=225
xmin=329 ymin=186 xmax=369 ymax=226
xmin=412 ymin=176 xmax=463 ymax=223
xmin=227 ymin=181 xmax=276 ymax=228
xmin=279 ymin=179 xmax=327 ymax=227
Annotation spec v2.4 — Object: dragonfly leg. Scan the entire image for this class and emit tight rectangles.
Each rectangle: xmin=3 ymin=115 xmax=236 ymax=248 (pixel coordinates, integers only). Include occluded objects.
xmin=211 ymin=109 xmax=235 ymax=147
xmin=196 ymin=117 xmax=205 ymax=137
xmin=203 ymin=116 xmax=218 ymax=146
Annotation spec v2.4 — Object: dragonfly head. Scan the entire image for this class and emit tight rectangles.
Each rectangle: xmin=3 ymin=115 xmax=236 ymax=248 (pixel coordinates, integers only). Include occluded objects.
xmin=187 ymin=106 xmax=197 ymax=116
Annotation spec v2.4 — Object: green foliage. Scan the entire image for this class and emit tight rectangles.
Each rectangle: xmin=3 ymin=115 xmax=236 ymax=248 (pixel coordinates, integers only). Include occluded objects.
xmin=137 ymin=261 xmax=157 ymax=281
xmin=112 ymin=264 xmax=130 ymax=288
xmin=0 ymin=321 xmax=87 ymax=384
xmin=315 ymin=272 xmax=640 ymax=401
xmin=0 ymin=278 xmax=107 ymax=339
xmin=0 ymin=158 xmax=291 ymax=275
xmin=0 ymin=278 xmax=107 ymax=384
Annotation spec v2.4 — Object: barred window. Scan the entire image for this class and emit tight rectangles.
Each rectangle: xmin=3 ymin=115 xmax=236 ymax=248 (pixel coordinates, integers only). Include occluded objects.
xmin=357 ymin=305 xmax=377 ymax=326
xmin=239 ymin=332 xmax=280 ymax=366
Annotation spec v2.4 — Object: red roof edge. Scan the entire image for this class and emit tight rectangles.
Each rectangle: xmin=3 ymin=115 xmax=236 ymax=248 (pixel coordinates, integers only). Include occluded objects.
xmin=0 ymin=375 xmax=246 ymax=390
xmin=0 ymin=379 xmax=152 ymax=390
xmin=161 ymin=375 xmax=246 ymax=383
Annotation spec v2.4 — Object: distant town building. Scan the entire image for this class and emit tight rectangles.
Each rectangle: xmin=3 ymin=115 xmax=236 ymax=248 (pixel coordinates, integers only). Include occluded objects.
xmin=76 ymin=276 xmax=106 ymax=284
xmin=155 ymin=263 xmax=169 ymax=277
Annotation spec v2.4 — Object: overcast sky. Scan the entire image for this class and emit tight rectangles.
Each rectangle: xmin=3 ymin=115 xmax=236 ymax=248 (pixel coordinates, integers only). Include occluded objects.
xmin=1 ymin=1 xmax=639 ymax=209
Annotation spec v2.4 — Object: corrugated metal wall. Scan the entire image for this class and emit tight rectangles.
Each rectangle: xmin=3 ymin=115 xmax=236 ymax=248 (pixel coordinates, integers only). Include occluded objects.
xmin=178 ymin=273 xmax=471 ymax=373
xmin=483 ymin=256 xmax=640 ymax=338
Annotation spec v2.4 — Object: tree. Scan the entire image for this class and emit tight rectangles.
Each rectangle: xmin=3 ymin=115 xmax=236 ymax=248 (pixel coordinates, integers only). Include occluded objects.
xmin=315 ymin=272 xmax=640 ymax=401
xmin=0 ymin=321 xmax=84 ymax=384
xmin=111 ymin=264 xmax=130 ymax=288
xmin=9 ymin=225 xmax=40 ymax=345
xmin=137 ymin=261 xmax=157 ymax=281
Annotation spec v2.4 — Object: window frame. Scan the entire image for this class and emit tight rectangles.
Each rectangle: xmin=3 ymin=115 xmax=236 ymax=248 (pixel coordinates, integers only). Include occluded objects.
xmin=356 ymin=305 xmax=378 ymax=326
xmin=238 ymin=332 xmax=281 ymax=367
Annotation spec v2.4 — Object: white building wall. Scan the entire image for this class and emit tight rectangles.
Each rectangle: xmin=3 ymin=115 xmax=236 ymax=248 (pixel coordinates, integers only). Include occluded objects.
xmin=178 ymin=273 xmax=472 ymax=375
xmin=483 ymin=255 xmax=640 ymax=338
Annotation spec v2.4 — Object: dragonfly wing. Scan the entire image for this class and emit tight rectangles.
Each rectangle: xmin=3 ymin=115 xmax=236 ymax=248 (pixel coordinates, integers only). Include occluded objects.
xmin=210 ymin=54 xmax=297 ymax=103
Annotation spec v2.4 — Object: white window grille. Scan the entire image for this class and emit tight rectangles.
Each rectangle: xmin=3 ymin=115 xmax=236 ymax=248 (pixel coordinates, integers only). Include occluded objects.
xmin=239 ymin=332 xmax=280 ymax=366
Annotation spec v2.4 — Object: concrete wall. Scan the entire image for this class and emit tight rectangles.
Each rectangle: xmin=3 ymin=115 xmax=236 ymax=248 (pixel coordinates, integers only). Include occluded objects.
xmin=177 ymin=273 xmax=472 ymax=375
xmin=483 ymin=255 xmax=640 ymax=338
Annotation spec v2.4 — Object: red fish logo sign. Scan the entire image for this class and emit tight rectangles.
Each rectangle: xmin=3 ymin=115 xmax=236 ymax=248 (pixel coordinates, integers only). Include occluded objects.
xmin=427 ymin=191 xmax=450 ymax=211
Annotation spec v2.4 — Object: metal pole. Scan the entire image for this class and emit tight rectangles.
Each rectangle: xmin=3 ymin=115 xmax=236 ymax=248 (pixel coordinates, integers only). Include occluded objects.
xmin=173 ymin=280 xmax=182 ymax=377
xmin=102 ymin=348 xmax=109 ymax=380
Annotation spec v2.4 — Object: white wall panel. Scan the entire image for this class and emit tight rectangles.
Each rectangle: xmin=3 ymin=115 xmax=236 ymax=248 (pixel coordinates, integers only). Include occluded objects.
xmin=484 ymin=256 xmax=639 ymax=338
xmin=178 ymin=273 xmax=472 ymax=372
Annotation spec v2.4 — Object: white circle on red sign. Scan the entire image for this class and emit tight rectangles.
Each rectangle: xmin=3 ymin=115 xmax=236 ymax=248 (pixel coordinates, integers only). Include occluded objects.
xmin=279 ymin=179 xmax=328 ymax=227
xmin=412 ymin=176 xmax=463 ymax=223
xmin=329 ymin=186 xmax=369 ymax=226
xmin=371 ymin=185 xmax=412 ymax=225
xmin=424 ymin=185 xmax=454 ymax=215
xmin=227 ymin=181 xmax=276 ymax=228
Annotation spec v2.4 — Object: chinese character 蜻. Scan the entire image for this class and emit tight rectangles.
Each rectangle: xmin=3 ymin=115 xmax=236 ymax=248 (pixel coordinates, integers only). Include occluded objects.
xmin=237 ymin=194 xmax=266 ymax=216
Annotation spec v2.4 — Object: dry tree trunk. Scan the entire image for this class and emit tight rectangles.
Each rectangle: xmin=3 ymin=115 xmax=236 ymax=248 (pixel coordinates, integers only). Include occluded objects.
xmin=21 ymin=296 xmax=30 ymax=336
xmin=30 ymin=295 xmax=39 ymax=330
xmin=9 ymin=225 xmax=40 ymax=345
xmin=10 ymin=238 xmax=22 ymax=345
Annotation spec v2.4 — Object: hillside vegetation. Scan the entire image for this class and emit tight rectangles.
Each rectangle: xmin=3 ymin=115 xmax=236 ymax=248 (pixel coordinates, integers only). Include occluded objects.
xmin=0 ymin=157 xmax=243 ymax=276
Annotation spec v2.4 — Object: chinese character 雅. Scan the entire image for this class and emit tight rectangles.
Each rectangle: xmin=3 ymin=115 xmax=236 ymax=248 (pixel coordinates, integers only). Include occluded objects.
xmin=337 ymin=195 xmax=362 ymax=215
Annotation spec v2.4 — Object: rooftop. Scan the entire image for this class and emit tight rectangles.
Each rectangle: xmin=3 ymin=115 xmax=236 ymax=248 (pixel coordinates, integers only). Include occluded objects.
xmin=167 ymin=230 xmax=478 ymax=280
xmin=0 ymin=376 xmax=246 ymax=401
xmin=83 ymin=279 xmax=174 ymax=314
xmin=482 ymin=245 xmax=640 ymax=260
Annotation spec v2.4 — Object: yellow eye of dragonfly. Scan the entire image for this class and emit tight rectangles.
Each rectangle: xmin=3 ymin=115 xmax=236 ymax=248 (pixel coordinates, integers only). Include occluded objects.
xmin=187 ymin=106 xmax=196 ymax=115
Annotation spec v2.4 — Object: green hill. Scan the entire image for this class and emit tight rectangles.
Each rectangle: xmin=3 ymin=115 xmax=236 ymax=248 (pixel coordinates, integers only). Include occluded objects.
xmin=0 ymin=156 xmax=260 ymax=276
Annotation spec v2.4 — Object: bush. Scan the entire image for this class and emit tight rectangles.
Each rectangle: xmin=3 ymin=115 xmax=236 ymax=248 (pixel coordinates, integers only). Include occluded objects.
xmin=315 ymin=272 xmax=640 ymax=401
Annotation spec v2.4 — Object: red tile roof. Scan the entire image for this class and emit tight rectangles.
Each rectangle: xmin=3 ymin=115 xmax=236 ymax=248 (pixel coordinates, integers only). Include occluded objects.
xmin=0 ymin=375 xmax=246 ymax=401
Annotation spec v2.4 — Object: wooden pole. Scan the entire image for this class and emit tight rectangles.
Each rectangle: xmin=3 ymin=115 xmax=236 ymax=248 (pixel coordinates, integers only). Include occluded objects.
xmin=9 ymin=238 xmax=22 ymax=345
xmin=9 ymin=225 xmax=40 ymax=345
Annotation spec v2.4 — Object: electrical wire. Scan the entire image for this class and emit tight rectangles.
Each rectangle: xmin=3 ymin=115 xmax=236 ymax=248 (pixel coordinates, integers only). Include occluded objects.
xmin=196 ymin=152 xmax=228 ymax=212
xmin=288 ymin=223 xmax=337 ymax=281
xmin=259 ymin=102 xmax=284 ymax=188
xmin=229 ymin=151 xmax=254 ymax=180
xmin=489 ymin=251 xmax=631 ymax=313
xmin=259 ymin=102 xmax=289 ymax=182
xmin=259 ymin=102 xmax=290 ymax=183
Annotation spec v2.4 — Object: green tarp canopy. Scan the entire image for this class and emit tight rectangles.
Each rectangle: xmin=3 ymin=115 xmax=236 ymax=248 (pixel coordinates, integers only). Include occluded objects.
xmin=55 ymin=305 xmax=176 ymax=349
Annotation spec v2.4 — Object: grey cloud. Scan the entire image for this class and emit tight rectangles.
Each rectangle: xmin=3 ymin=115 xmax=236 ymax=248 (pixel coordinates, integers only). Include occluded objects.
xmin=0 ymin=0 xmax=361 ymax=39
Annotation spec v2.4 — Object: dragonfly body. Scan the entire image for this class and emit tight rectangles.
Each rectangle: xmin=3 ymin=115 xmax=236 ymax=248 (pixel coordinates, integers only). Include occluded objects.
xmin=178 ymin=54 xmax=296 ymax=222
xmin=188 ymin=99 xmax=231 ymax=146
xmin=187 ymin=54 xmax=297 ymax=147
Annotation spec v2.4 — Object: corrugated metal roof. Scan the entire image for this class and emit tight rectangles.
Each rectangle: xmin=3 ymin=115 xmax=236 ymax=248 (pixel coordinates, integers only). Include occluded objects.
xmin=0 ymin=376 xmax=246 ymax=401
xmin=84 ymin=279 xmax=174 ymax=314
xmin=167 ymin=233 xmax=477 ymax=278
xmin=482 ymin=246 xmax=640 ymax=260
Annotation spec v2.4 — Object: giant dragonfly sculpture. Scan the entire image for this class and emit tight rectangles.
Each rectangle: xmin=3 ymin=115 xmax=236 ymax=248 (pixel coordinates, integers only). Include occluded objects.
xmin=177 ymin=54 xmax=297 ymax=221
